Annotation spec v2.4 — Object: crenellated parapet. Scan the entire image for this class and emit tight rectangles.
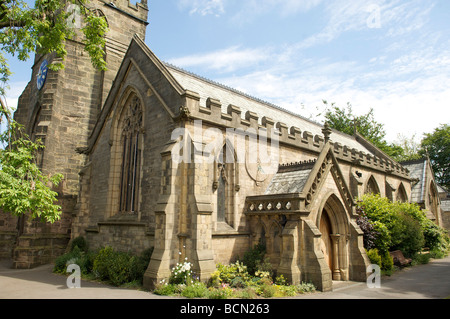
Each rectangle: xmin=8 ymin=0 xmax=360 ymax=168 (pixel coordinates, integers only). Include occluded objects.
xmin=178 ymin=83 xmax=410 ymax=179
xmin=100 ymin=0 xmax=149 ymax=22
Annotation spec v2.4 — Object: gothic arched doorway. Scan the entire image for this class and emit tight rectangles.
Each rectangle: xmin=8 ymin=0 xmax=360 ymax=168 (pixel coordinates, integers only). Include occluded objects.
xmin=319 ymin=210 xmax=333 ymax=273
xmin=318 ymin=194 xmax=351 ymax=281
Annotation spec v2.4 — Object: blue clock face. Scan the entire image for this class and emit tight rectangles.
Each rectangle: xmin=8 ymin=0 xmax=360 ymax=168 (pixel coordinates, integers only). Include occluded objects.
xmin=36 ymin=59 xmax=48 ymax=90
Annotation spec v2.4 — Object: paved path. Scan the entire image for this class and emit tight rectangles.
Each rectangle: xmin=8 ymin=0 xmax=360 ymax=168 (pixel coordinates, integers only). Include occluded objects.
xmin=294 ymin=255 xmax=450 ymax=299
xmin=1 ymin=256 xmax=449 ymax=299
xmin=0 ymin=259 xmax=165 ymax=299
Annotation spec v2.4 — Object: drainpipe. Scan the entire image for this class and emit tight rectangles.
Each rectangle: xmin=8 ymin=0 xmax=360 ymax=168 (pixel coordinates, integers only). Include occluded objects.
xmin=420 ymin=159 xmax=427 ymax=203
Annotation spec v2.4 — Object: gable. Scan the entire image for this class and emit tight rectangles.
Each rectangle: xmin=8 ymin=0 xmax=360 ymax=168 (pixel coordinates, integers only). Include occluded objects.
xmin=263 ymin=142 xmax=354 ymax=214
xmin=84 ymin=35 xmax=185 ymax=154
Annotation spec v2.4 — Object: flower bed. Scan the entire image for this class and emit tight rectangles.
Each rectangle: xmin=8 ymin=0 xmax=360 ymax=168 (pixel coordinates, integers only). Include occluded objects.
xmin=154 ymin=260 xmax=316 ymax=299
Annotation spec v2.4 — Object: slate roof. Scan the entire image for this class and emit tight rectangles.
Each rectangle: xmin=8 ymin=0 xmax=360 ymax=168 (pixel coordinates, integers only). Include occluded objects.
xmin=401 ymin=158 xmax=427 ymax=203
xmin=437 ymin=184 xmax=448 ymax=195
xmin=265 ymin=165 xmax=313 ymax=195
xmin=165 ymin=63 xmax=373 ymax=155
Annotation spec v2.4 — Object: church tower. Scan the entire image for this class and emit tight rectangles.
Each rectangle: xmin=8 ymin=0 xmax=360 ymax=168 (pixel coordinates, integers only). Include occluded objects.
xmin=7 ymin=0 xmax=149 ymax=268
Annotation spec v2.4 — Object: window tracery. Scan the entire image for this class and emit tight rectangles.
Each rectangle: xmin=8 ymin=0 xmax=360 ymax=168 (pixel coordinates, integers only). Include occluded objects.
xmin=119 ymin=96 xmax=143 ymax=214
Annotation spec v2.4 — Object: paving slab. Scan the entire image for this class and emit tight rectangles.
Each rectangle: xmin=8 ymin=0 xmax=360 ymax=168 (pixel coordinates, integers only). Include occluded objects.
xmin=0 ymin=260 xmax=168 ymax=299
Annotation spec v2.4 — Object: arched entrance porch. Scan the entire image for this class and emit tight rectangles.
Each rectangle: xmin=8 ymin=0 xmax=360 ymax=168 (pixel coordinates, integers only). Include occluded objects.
xmin=317 ymin=193 xmax=350 ymax=282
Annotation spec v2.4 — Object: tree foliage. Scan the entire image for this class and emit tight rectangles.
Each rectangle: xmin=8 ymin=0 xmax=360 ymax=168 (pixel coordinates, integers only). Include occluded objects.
xmin=0 ymin=116 xmax=63 ymax=223
xmin=357 ymin=194 xmax=449 ymax=258
xmin=0 ymin=0 xmax=108 ymax=94
xmin=419 ymin=124 xmax=450 ymax=190
xmin=0 ymin=1 xmax=108 ymax=223
xmin=321 ymin=101 xmax=404 ymax=160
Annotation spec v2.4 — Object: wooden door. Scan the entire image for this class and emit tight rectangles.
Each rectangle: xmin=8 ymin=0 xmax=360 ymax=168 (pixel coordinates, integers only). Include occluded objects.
xmin=319 ymin=211 xmax=333 ymax=271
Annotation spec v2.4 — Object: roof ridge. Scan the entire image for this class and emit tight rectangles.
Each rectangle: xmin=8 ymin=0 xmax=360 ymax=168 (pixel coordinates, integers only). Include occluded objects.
xmin=163 ymin=61 xmax=323 ymax=127
xmin=400 ymin=157 xmax=427 ymax=166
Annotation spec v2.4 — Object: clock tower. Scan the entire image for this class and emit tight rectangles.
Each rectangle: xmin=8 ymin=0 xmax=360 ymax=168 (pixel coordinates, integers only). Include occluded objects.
xmin=9 ymin=0 xmax=149 ymax=268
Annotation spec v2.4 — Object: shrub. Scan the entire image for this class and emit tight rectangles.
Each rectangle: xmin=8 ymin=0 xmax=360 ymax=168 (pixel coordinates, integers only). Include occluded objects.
xmin=422 ymin=219 xmax=450 ymax=257
xmin=92 ymin=246 xmax=152 ymax=286
xmin=71 ymin=236 xmax=88 ymax=252
xmin=107 ymin=251 xmax=134 ymax=286
xmin=257 ymin=283 xmax=277 ymax=298
xmin=255 ymin=257 xmax=273 ymax=279
xmin=153 ymin=283 xmax=176 ymax=296
xmin=242 ymin=243 xmax=266 ymax=275
xmin=380 ymin=249 xmax=394 ymax=271
xmin=53 ymin=245 xmax=84 ymax=274
xmin=236 ymin=287 xmax=258 ymax=299
xmin=130 ymin=248 xmax=154 ymax=283
xmin=207 ymin=286 xmax=234 ymax=299
xmin=366 ymin=248 xmax=382 ymax=268
xmin=230 ymin=276 xmax=247 ymax=288
xmin=276 ymin=285 xmax=298 ymax=297
xmin=413 ymin=253 xmax=431 ymax=265
xmin=357 ymin=194 xmax=449 ymax=258
xmin=54 ymin=245 xmax=153 ymax=287
xmin=391 ymin=213 xmax=424 ymax=258
xmin=211 ymin=261 xmax=250 ymax=286
xmin=296 ymin=282 xmax=316 ymax=294
xmin=274 ymin=274 xmax=288 ymax=286
xmin=181 ymin=282 xmax=208 ymax=299
xmin=93 ymin=246 xmax=115 ymax=280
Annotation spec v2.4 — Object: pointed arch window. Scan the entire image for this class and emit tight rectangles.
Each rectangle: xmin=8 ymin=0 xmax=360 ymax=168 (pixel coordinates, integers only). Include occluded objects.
xmin=365 ymin=175 xmax=380 ymax=195
xmin=397 ymin=183 xmax=408 ymax=203
xmin=214 ymin=143 xmax=239 ymax=228
xmin=119 ymin=96 xmax=143 ymax=213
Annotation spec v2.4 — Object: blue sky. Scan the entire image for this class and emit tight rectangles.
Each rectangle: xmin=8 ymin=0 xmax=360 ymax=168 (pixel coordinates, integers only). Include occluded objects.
xmin=4 ymin=0 xmax=450 ymax=143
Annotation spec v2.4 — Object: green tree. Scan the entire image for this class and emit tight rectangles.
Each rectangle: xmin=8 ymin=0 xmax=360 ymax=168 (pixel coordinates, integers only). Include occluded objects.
xmin=393 ymin=134 xmax=422 ymax=162
xmin=0 ymin=116 xmax=63 ymax=223
xmin=419 ymin=124 xmax=450 ymax=190
xmin=0 ymin=0 xmax=108 ymax=94
xmin=321 ymin=101 xmax=404 ymax=160
xmin=0 ymin=0 xmax=108 ymax=223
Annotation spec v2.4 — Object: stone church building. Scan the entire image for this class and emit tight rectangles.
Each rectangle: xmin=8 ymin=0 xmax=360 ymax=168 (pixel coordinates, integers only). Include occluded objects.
xmin=0 ymin=0 xmax=444 ymax=291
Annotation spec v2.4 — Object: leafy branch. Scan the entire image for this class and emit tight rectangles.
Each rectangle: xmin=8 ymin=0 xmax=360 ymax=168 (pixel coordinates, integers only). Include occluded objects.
xmin=0 ymin=1 xmax=108 ymax=223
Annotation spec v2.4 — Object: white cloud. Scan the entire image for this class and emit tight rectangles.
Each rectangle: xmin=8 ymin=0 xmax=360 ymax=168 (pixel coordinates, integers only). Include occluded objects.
xmin=171 ymin=0 xmax=447 ymax=143
xmin=178 ymin=0 xmax=226 ymax=17
xmin=167 ymin=45 xmax=272 ymax=73
xmin=213 ymin=43 xmax=450 ymax=143
xmin=230 ymin=0 xmax=323 ymax=24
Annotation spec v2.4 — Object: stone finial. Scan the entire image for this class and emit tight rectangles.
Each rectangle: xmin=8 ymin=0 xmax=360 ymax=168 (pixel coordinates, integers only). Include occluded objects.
xmin=322 ymin=121 xmax=332 ymax=143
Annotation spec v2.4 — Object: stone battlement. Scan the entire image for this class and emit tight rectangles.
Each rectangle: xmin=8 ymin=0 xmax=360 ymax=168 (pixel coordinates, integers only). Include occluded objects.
xmin=182 ymin=89 xmax=410 ymax=179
